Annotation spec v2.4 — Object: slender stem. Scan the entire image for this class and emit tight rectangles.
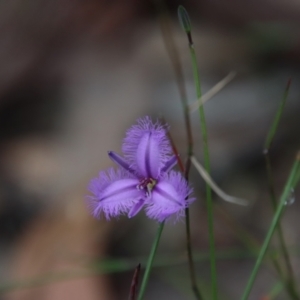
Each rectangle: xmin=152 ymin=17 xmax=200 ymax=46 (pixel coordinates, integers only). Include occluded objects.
xmin=292 ymin=162 xmax=300 ymax=188
xmin=158 ymin=6 xmax=204 ymax=299
xmin=187 ymin=26 xmax=218 ymax=300
xmin=241 ymin=153 xmax=300 ymax=300
xmin=264 ymin=78 xmax=291 ymax=151
xmin=165 ymin=128 xmax=204 ymax=300
xmin=137 ymin=222 xmax=165 ymax=300
xmin=263 ymin=78 xmax=299 ymax=299
xmin=265 ymin=153 xmax=299 ymax=299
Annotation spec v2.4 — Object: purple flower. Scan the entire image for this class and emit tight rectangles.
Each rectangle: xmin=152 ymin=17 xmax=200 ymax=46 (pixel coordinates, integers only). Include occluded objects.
xmin=87 ymin=116 xmax=194 ymax=222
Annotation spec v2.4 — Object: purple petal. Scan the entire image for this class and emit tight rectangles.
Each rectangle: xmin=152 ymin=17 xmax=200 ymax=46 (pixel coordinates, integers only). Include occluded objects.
xmin=87 ymin=168 xmax=142 ymax=220
xmin=108 ymin=151 xmax=136 ymax=175
xmin=145 ymin=171 xmax=194 ymax=222
xmin=136 ymin=132 xmax=160 ymax=178
xmin=128 ymin=199 xmax=145 ymax=218
xmin=161 ymin=155 xmax=177 ymax=174
xmin=122 ymin=116 xmax=172 ymax=174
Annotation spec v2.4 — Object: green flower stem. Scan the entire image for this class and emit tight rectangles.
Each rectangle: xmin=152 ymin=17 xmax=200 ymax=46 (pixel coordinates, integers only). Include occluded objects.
xmin=265 ymin=154 xmax=299 ymax=299
xmin=192 ymin=48 xmax=217 ymax=300
xmin=264 ymin=78 xmax=291 ymax=151
xmin=263 ymin=79 xmax=299 ymax=299
xmin=292 ymin=162 xmax=300 ymax=188
xmin=182 ymin=18 xmax=218 ymax=300
xmin=137 ymin=222 xmax=165 ymax=300
xmin=165 ymin=128 xmax=204 ymax=300
xmin=159 ymin=6 xmax=204 ymax=298
xmin=241 ymin=153 xmax=300 ymax=300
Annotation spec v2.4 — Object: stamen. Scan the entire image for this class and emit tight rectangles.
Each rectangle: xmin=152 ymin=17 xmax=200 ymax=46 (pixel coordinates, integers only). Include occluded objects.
xmin=137 ymin=178 xmax=157 ymax=196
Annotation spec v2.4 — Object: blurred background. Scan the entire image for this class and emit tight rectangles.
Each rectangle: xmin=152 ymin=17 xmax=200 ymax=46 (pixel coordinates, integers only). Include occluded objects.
xmin=0 ymin=0 xmax=299 ymax=299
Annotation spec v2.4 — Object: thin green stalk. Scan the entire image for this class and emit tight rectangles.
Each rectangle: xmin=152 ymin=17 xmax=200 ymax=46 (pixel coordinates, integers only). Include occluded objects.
xmin=265 ymin=154 xmax=299 ymax=299
xmin=178 ymin=6 xmax=218 ymax=300
xmin=263 ymin=78 xmax=299 ymax=299
xmin=241 ymin=152 xmax=300 ymax=300
xmin=137 ymin=222 xmax=165 ymax=300
xmin=157 ymin=5 xmax=204 ymax=298
xmin=264 ymin=78 xmax=291 ymax=151
xmin=165 ymin=127 xmax=204 ymax=300
xmin=291 ymin=162 xmax=300 ymax=188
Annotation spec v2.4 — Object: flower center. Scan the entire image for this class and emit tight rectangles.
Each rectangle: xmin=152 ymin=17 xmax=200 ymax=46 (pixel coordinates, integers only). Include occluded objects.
xmin=137 ymin=178 xmax=157 ymax=196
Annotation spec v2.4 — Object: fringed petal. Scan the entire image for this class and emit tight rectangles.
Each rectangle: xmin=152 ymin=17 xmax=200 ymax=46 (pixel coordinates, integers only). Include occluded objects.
xmin=145 ymin=171 xmax=194 ymax=222
xmin=122 ymin=116 xmax=172 ymax=174
xmin=135 ymin=132 xmax=160 ymax=178
xmin=87 ymin=168 xmax=142 ymax=220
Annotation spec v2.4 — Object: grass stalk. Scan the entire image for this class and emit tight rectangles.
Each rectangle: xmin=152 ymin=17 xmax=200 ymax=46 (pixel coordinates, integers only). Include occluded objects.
xmin=263 ymin=79 xmax=299 ymax=299
xmin=264 ymin=78 xmax=291 ymax=151
xmin=157 ymin=4 xmax=204 ymax=298
xmin=137 ymin=222 xmax=165 ymax=300
xmin=241 ymin=152 xmax=300 ymax=300
xmin=165 ymin=126 xmax=204 ymax=300
xmin=178 ymin=6 xmax=217 ymax=300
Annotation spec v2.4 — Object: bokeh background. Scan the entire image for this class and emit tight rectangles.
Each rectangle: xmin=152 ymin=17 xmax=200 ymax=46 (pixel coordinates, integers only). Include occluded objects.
xmin=0 ymin=0 xmax=299 ymax=299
